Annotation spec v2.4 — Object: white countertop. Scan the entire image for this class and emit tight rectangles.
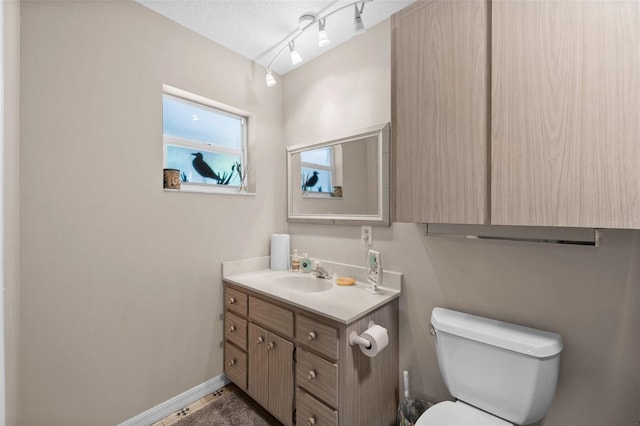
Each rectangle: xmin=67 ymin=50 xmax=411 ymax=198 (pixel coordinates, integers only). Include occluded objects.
xmin=223 ymin=259 xmax=401 ymax=324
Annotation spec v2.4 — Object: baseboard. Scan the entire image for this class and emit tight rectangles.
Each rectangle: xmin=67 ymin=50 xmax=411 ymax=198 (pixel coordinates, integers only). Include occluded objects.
xmin=118 ymin=374 xmax=230 ymax=426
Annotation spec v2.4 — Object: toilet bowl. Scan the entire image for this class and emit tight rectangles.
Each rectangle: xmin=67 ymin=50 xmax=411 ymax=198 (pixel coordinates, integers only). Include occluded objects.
xmin=415 ymin=308 xmax=563 ymax=426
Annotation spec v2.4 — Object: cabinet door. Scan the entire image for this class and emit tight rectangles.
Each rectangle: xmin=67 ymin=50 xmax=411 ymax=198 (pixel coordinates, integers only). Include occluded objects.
xmin=268 ymin=332 xmax=294 ymax=426
xmin=392 ymin=0 xmax=490 ymax=224
xmin=492 ymin=1 xmax=640 ymax=228
xmin=248 ymin=324 xmax=269 ymax=408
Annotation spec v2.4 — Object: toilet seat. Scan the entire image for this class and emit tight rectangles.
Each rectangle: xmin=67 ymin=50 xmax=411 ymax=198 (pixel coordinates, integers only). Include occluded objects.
xmin=415 ymin=401 xmax=513 ymax=426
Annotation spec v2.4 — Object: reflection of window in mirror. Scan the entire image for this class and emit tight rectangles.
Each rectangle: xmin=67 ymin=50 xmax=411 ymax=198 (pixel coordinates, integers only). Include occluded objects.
xmin=300 ymin=146 xmax=343 ymax=197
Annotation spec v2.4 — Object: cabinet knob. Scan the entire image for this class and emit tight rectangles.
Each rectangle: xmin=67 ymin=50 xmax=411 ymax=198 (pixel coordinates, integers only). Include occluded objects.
xmin=307 ymin=417 xmax=316 ymax=426
xmin=256 ymin=336 xmax=264 ymax=344
xmin=307 ymin=331 xmax=318 ymax=341
xmin=228 ymin=325 xmax=236 ymax=332
xmin=228 ymin=297 xmax=236 ymax=304
xmin=267 ymin=342 xmax=275 ymax=350
xmin=307 ymin=370 xmax=317 ymax=380
xmin=228 ymin=359 xmax=236 ymax=367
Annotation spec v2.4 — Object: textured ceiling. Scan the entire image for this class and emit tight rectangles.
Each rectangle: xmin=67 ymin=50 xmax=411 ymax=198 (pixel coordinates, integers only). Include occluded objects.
xmin=137 ymin=0 xmax=416 ymax=75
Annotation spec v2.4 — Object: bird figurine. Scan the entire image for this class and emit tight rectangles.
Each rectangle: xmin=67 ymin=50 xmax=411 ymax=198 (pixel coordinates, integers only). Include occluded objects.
xmin=303 ymin=171 xmax=320 ymax=191
xmin=191 ymin=153 xmax=220 ymax=182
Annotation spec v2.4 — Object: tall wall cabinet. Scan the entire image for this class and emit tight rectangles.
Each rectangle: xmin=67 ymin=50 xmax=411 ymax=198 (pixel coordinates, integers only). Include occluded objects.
xmin=392 ymin=0 xmax=640 ymax=229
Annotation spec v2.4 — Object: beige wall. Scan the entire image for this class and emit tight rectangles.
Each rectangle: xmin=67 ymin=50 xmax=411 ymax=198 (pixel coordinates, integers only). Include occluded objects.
xmin=19 ymin=1 xmax=284 ymax=424
xmin=3 ymin=0 xmax=21 ymax=425
xmin=284 ymin=19 xmax=640 ymax=426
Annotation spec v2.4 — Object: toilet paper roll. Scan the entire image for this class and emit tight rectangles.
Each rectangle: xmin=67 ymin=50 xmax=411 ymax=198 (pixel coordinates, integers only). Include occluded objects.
xmin=359 ymin=324 xmax=389 ymax=358
xmin=270 ymin=234 xmax=290 ymax=271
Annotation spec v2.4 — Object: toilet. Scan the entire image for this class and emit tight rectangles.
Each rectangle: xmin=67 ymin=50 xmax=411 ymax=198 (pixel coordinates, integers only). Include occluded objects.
xmin=416 ymin=307 xmax=563 ymax=426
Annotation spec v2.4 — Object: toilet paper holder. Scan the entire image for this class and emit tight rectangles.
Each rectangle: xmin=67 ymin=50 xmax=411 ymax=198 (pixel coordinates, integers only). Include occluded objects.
xmin=349 ymin=321 xmax=378 ymax=349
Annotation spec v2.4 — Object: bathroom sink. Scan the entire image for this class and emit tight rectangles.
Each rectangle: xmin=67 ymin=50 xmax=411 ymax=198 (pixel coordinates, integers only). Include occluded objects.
xmin=272 ymin=275 xmax=333 ymax=293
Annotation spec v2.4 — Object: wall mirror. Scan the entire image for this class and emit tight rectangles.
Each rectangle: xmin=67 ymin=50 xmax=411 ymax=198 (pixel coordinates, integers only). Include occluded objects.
xmin=287 ymin=123 xmax=390 ymax=226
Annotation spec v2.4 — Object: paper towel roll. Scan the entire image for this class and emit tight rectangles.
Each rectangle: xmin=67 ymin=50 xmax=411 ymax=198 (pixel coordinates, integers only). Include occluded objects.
xmin=359 ymin=324 xmax=389 ymax=358
xmin=270 ymin=234 xmax=290 ymax=271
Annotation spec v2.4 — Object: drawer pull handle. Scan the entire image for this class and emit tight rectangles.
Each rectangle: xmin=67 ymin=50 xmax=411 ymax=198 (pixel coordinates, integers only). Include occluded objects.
xmin=228 ymin=359 xmax=236 ymax=367
xmin=256 ymin=336 xmax=264 ymax=344
xmin=267 ymin=342 xmax=275 ymax=350
xmin=228 ymin=325 xmax=236 ymax=332
xmin=308 ymin=331 xmax=318 ymax=341
xmin=228 ymin=297 xmax=236 ymax=304
xmin=307 ymin=417 xmax=316 ymax=426
xmin=307 ymin=370 xmax=317 ymax=380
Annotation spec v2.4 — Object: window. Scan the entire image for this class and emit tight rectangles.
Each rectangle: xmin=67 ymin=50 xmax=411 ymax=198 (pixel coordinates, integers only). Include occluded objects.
xmin=300 ymin=146 xmax=335 ymax=196
xmin=163 ymin=86 xmax=249 ymax=193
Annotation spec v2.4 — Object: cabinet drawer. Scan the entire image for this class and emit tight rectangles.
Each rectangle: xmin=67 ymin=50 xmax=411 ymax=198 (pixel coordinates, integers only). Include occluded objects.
xmin=296 ymin=388 xmax=337 ymax=426
xmin=225 ymin=286 xmax=248 ymax=317
xmin=296 ymin=348 xmax=338 ymax=408
xmin=225 ymin=311 xmax=247 ymax=351
xmin=249 ymin=296 xmax=294 ymax=338
xmin=296 ymin=315 xmax=339 ymax=360
xmin=224 ymin=342 xmax=247 ymax=390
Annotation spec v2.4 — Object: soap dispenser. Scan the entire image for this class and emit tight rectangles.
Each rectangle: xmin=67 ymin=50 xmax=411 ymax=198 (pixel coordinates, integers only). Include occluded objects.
xmin=291 ymin=249 xmax=300 ymax=271
xmin=300 ymin=253 xmax=312 ymax=273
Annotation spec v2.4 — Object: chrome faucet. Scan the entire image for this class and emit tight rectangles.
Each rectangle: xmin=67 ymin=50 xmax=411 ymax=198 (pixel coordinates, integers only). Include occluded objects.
xmin=311 ymin=262 xmax=330 ymax=279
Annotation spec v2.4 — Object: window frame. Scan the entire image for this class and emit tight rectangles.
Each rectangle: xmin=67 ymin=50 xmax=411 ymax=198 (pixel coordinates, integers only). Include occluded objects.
xmin=162 ymin=85 xmax=251 ymax=194
xmin=300 ymin=146 xmax=335 ymax=197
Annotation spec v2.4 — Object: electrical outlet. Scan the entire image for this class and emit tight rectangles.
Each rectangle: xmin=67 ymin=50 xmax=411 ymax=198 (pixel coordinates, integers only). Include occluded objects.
xmin=361 ymin=226 xmax=372 ymax=248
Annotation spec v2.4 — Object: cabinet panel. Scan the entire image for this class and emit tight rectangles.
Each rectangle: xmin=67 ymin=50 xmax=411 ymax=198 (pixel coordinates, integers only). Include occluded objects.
xmin=249 ymin=296 xmax=294 ymax=338
xmin=225 ymin=311 xmax=247 ymax=351
xmin=492 ymin=1 xmax=640 ymax=228
xmin=296 ymin=388 xmax=338 ymax=426
xmin=296 ymin=348 xmax=338 ymax=408
xmin=225 ymin=286 xmax=248 ymax=317
xmin=392 ymin=0 xmax=489 ymax=224
xmin=224 ymin=342 xmax=246 ymax=391
xmin=268 ymin=333 xmax=294 ymax=426
xmin=296 ymin=315 xmax=339 ymax=361
xmin=248 ymin=324 xmax=269 ymax=408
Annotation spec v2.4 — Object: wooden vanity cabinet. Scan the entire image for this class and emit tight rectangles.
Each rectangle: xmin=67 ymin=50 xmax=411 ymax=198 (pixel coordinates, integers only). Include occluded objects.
xmin=223 ymin=282 xmax=398 ymax=426
xmin=248 ymin=323 xmax=294 ymax=425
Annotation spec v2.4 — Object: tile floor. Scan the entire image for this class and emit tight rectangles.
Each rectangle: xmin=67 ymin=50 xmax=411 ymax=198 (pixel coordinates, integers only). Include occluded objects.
xmin=151 ymin=387 xmax=228 ymax=426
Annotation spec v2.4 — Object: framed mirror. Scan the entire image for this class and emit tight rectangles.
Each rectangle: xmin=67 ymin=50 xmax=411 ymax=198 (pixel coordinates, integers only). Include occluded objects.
xmin=287 ymin=123 xmax=390 ymax=226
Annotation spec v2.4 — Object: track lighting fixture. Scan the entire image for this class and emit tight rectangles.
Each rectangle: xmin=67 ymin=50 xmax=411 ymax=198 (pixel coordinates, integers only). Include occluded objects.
xmin=318 ymin=19 xmax=330 ymax=47
xmin=289 ymin=41 xmax=302 ymax=66
xmin=264 ymin=0 xmax=372 ymax=86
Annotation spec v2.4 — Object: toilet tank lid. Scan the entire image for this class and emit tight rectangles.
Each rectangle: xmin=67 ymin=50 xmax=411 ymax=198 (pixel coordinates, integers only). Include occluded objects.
xmin=431 ymin=308 xmax=563 ymax=358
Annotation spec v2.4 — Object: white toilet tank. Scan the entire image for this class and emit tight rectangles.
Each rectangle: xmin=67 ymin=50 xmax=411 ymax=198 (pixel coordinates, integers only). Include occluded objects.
xmin=431 ymin=308 xmax=563 ymax=425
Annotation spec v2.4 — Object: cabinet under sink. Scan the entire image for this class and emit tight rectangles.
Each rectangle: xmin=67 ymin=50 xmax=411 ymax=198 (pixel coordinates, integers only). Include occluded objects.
xmin=223 ymin=281 xmax=398 ymax=426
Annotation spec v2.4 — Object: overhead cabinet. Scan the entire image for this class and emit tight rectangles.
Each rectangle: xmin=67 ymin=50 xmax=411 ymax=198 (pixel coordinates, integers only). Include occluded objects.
xmin=392 ymin=0 xmax=490 ymax=224
xmin=392 ymin=0 xmax=640 ymax=229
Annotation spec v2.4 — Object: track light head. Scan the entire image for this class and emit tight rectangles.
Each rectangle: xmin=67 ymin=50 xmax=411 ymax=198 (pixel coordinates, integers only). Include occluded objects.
xmin=265 ymin=68 xmax=277 ymax=87
xmin=318 ymin=19 xmax=330 ymax=47
xmin=289 ymin=41 xmax=302 ymax=66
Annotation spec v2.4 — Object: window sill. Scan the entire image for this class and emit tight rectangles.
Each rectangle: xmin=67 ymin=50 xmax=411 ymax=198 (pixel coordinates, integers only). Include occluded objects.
xmin=164 ymin=185 xmax=255 ymax=196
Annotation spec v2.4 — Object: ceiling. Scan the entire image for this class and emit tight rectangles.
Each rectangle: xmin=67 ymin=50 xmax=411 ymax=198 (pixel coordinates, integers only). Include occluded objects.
xmin=137 ymin=0 xmax=416 ymax=75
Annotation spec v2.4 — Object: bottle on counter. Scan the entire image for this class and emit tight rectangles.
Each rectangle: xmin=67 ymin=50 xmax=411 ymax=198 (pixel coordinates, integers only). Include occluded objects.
xmin=291 ymin=249 xmax=300 ymax=271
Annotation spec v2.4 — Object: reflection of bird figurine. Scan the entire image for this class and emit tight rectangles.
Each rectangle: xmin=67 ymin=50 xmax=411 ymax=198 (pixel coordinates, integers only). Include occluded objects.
xmin=191 ymin=153 xmax=219 ymax=181
xmin=304 ymin=171 xmax=319 ymax=190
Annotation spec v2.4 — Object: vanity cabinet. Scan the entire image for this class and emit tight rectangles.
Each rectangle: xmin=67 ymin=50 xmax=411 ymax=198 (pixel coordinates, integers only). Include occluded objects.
xmin=223 ymin=282 xmax=398 ymax=426
xmin=248 ymin=323 xmax=294 ymax=424
xmin=392 ymin=0 xmax=640 ymax=229
xmin=391 ymin=0 xmax=490 ymax=225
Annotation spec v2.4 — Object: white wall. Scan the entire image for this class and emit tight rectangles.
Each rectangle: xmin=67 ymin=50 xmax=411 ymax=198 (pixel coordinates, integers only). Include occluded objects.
xmin=284 ymin=19 xmax=640 ymax=426
xmin=19 ymin=1 xmax=284 ymax=424
xmin=2 ymin=0 xmax=20 ymax=424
